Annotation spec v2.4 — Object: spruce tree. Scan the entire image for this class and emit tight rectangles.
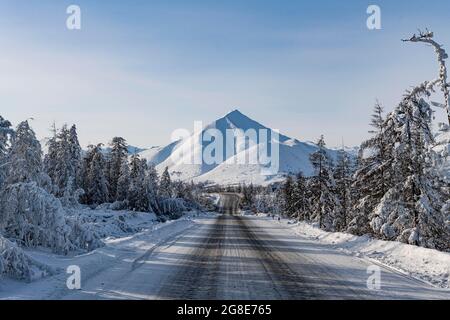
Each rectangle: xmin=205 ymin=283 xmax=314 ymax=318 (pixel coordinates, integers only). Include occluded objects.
xmin=348 ymin=102 xmax=392 ymax=235
xmin=370 ymin=84 xmax=450 ymax=250
xmin=0 ymin=116 xmax=13 ymax=188
xmin=116 ymin=158 xmax=130 ymax=202
xmin=7 ymin=121 xmax=44 ymax=185
xmin=128 ymin=154 xmax=148 ymax=211
xmin=68 ymin=125 xmax=82 ymax=190
xmin=292 ymin=173 xmax=309 ymax=221
xmin=81 ymin=144 xmax=109 ymax=205
xmin=282 ymin=176 xmax=295 ymax=217
xmin=145 ymin=163 xmax=160 ymax=213
xmin=308 ymin=135 xmax=340 ymax=231
xmin=107 ymin=137 xmax=128 ymax=201
xmin=334 ymin=149 xmax=354 ymax=231
xmin=44 ymin=124 xmax=82 ymax=202
xmin=159 ymin=166 xmax=173 ymax=199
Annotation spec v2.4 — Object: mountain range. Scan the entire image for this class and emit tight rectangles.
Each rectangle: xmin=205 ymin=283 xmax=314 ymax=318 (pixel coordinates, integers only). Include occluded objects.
xmin=139 ymin=110 xmax=345 ymax=186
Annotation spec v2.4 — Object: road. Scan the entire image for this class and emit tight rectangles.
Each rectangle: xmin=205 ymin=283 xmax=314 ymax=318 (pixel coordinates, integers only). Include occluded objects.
xmin=54 ymin=213 xmax=449 ymax=300
xmin=217 ymin=193 xmax=241 ymax=215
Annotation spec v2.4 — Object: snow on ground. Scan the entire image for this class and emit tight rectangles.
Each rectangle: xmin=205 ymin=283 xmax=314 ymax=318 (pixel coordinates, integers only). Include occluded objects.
xmin=0 ymin=208 xmax=216 ymax=299
xmin=67 ymin=206 xmax=160 ymax=239
xmin=264 ymin=214 xmax=450 ymax=289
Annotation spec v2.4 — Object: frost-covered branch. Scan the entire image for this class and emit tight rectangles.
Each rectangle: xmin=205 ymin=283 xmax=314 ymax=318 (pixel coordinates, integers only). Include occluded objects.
xmin=403 ymin=30 xmax=450 ymax=125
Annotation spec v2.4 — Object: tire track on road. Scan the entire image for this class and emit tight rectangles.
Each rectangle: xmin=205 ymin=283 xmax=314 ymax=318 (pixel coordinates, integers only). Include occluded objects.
xmin=157 ymin=215 xmax=226 ymax=299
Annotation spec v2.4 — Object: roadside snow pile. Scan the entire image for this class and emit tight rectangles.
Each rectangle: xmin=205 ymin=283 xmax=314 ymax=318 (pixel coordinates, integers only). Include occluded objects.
xmin=67 ymin=206 xmax=159 ymax=239
xmin=0 ymin=235 xmax=55 ymax=282
xmin=282 ymin=219 xmax=450 ymax=289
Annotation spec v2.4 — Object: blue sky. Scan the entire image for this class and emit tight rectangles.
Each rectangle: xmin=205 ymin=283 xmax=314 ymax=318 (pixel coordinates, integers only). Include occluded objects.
xmin=1 ymin=0 xmax=450 ymax=148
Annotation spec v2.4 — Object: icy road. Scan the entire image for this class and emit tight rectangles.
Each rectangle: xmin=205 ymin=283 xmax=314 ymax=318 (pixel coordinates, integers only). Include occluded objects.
xmin=2 ymin=208 xmax=449 ymax=300
xmin=22 ymin=213 xmax=445 ymax=300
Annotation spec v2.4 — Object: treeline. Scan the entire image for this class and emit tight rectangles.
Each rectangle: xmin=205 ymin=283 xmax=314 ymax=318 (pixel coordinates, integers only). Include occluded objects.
xmin=0 ymin=117 xmax=208 ymax=279
xmin=253 ymin=98 xmax=450 ymax=251
xmin=43 ymin=128 xmax=207 ymax=216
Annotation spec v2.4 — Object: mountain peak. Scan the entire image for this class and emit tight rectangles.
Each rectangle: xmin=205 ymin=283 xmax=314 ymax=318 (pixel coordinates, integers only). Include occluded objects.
xmin=216 ymin=109 xmax=290 ymax=143
xmin=224 ymin=109 xmax=247 ymax=120
xmin=216 ymin=109 xmax=265 ymax=132
xmin=227 ymin=109 xmax=244 ymax=116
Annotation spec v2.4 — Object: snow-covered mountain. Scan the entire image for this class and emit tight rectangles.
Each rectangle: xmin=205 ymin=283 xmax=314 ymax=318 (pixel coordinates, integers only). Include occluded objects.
xmin=139 ymin=110 xmax=341 ymax=186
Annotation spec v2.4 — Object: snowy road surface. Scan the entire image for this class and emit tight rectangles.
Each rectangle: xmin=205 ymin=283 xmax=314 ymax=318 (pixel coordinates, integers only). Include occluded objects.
xmin=2 ymin=214 xmax=449 ymax=300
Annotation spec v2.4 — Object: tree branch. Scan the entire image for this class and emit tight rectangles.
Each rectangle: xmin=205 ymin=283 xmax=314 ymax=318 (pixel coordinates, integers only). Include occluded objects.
xmin=403 ymin=29 xmax=450 ymax=125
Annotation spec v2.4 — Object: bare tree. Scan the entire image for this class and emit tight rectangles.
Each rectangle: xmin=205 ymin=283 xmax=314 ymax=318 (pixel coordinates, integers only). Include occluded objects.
xmin=403 ymin=30 xmax=450 ymax=125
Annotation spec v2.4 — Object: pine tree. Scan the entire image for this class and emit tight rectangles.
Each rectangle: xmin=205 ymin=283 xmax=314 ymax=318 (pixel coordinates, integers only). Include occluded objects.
xmin=128 ymin=154 xmax=148 ymax=211
xmin=308 ymin=135 xmax=340 ymax=231
xmin=0 ymin=115 xmax=13 ymax=189
xmin=6 ymin=121 xmax=45 ymax=186
xmin=370 ymin=83 xmax=450 ymax=250
xmin=54 ymin=125 xmax=71 ymax=196
xmin=348 ymin=102 xmax=392 ymax=235
xmin=145 ymin=163 xmax=160 ymax=213
xmin=81 ymin=144 xmax=109 ymax=205
xmin=241 ymin=183 xmax=255 ymax=210
xmin=107 ymin=137 xmax=128 ymax=201
xmin=116 ymin=158 xmax=130 ymax=202
xmin=292 ymin=173 xmax=309 ymax=221
xmin=334 ymin=149 xmax=354 ymax=231
xmin=281 ymin=176 xmax=295 ymax=217
xmin=159 ymin=166 xmax=173 ymax=199
xmin=255 ymin=185 xmax=277 ymax=214
xmin=0 ymin=121 xmax=102 ymax=257
xmin=0 ymin=116 xmax=12 ymax=157
xmin=44 ymin=123 xmax=59 ymax=194
xmin=44 ymin=124 xmax=82 ymax=202
xmin=68 ymin=125 xmax=82 ymax=190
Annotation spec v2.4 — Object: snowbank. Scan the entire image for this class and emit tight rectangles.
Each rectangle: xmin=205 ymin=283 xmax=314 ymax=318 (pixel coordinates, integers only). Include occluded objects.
xmin=276 ymin=218 xmax=450 ymax=289
xmin=0 ymin=211 xmax=216 ymax=299
xmin=0 ymin=235 xmax=56 ymax=282
xmin=66 ymin=207 xmax=159 ymax=239
xmin=0 ymin=205 xmax=210 ymax=286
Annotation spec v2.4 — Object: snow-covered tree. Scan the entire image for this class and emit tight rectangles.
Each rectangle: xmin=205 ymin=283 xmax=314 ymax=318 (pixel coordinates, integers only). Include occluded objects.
xmin=308 ymin=135 xmax=340 ymax=231
xmin=292 ymin=173 xmax=309 ymax=221
xmin=44 ymin=123 xmax=59 ymax=194
xmin=6 ymin=121 xmax=48 ymax=187
xmin=68 ymin=125 xmax=82 ymax=190
xmin=334 ymin=149 xmax=354 ymax=231
xmin=255 ymin=185 xmax=278 ymax=214
xmin=159 ymin=166 xmax=173 ymax=199
xmin=145 ymin=163 xmax=160 ymax=213
xmin=359 ymin=31 xmax=450 ymax=250
xmin=44 ymin=124 xmax=83 ymax=202
xmin=0 ymin=115 xmax=13 ymax=188
xmin=281 ymin=176 xmax=295 ymax=216
xmin=128 ymin=154 xmax=148 ymax=211
xmin=403 ymin=30 xmax=450 ymax=125
xmin=116 ymin=158 xmax=130 ymax=202
xmin=0 ymin=235 xmax=48 ymax=281
xmin=107 ymin=137 xmax=128 ymax=201
xmin=0 ymin=116 xmax=13 ymax=157
xmin=241 ymin=183 xmax=255 ymax=210
xmin=0 ymin=182 xmax=102 ymax=254
xmin=81 ymin=144 xmax=109 ymax=206
xmin=348 ymin=102 xmax=392 ymax=236
xmin=0 ymin=121 xmax=102 ymax=266
xmin=369 ymin=82 xmax=450 ymax=250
